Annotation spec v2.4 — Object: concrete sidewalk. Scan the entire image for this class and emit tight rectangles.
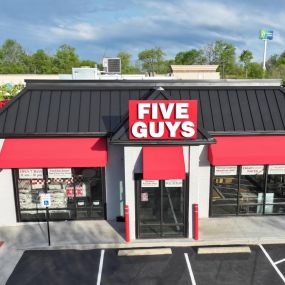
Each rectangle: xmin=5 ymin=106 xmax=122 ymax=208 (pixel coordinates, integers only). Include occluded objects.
xmin=1 ymin=216 xmax=285 ymax=250
xmin=1 ymin=216 xmax=285 ymax=284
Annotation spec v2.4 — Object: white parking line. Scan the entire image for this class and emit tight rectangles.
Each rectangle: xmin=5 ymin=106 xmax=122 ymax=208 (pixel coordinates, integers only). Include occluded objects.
xmin=184 ymin=253 xmax=197 ymax=285
xmin=275 ymin=258 xmax=285 ymax=265
xmin=259 ymin=244 xmax=285 ymax=283
xmin=96 ymin=249 xmax=105 ymax=285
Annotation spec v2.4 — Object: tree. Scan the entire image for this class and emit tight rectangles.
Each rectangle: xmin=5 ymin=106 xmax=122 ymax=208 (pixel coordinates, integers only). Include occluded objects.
xmin=80 ymin=60 xmax=97 ymax=67
xmin=203 ymin=41 xmax=236 ymax=78
xmin=27 ymin=49 xmax=53 ymax=74
xmin=0 ymin=84 xmax=24 ymax=99
xmin=248 ymin=63 xmax=263 ymax=79
xmin=117 ymin=51 xmax=140 ymax=74
xmin=239 ymin=50 xmax=253 ymax=78
xmin=138 ymin=48 xmax=165 ymax=76
xmin=175 ymin=49 xmax=206 ymax=65
xmin=266 ymin=54 xmax=278 ymax=71
xmin=0 ymin=39 xmax=28 ymax=73
xmin=53 ymin=44 xmax=80 ymax=73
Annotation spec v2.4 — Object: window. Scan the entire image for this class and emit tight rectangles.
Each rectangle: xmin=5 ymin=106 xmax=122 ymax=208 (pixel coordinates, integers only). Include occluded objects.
xmin=210 ymin=165 xmax=285 ymax=217
xmin=211 ymin=166 xmax=238 ymax=216
xmin=15 ymin=168 xmax=105 ymax=222
xmin=239 ymin=166 xmax=265 ymax=215
xmin=266 ymin=165 xmax=285 ymax=214
xmin=17 ymin=169 xmax=46 ymax=221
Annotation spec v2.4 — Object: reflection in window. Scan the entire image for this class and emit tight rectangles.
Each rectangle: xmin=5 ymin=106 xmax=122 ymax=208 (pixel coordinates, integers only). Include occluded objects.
xmin=211 ymin=167 xmax=238 ymax=216
xmin=18 ymin=178 xmax=46 ymax=221
xmin=266 ymin=174 xmax=285 ymax=214
xmin=239 ymin=166 xmax=265 ymax=215
xmin=17 ymin=168 xmax=104 ymax=221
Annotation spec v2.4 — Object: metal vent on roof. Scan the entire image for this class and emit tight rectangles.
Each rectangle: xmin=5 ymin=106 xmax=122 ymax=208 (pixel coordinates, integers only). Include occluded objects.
xmin=103 ymin=58 xmax=121 ymax=74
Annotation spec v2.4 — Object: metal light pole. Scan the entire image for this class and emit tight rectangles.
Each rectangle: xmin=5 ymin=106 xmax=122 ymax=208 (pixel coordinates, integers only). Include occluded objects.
xmin=263 ymin=39 xmax=268 ymax=71
xmin=260 ymin=29 xmax=273 ymax=72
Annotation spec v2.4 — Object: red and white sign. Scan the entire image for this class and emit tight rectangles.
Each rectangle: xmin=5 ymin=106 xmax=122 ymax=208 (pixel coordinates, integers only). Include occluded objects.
xmin=129 ymin=100 xmax=198 ymax=140
xmin=241 ymin=165 xmax=264 ymax=175
xmin=65 ymin=183 xmax=86 ymax=197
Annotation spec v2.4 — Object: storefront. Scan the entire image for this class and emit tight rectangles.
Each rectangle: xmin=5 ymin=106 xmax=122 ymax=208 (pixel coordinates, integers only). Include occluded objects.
xmin=0 ymin=79 xmax=284 ymax=240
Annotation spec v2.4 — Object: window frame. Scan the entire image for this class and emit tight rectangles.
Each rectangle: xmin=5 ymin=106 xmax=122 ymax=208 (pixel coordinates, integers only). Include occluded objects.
xmin=13 ymin=167 xmax=106 ymax=222
xmin=209 ymin=164 xmax=285 ymax=217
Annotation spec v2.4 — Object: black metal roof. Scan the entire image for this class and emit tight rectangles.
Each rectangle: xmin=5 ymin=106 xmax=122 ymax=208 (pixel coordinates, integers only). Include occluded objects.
xmin=0 ymin=80 xmax=284 ymax=143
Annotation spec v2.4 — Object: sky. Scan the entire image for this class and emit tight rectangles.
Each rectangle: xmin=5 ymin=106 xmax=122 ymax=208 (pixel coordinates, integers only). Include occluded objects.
xmin=0 ymin=0 xmax=284 ymax=63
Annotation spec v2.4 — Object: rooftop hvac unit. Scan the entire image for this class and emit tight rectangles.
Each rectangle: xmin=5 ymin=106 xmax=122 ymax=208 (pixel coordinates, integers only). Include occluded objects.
xmin=103 ymin=58 xmax=121 ymax=74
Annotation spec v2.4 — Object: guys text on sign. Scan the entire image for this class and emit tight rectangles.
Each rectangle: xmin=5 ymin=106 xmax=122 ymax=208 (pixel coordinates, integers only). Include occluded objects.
xmin=129 ymin=100 xmax=198 ymax=140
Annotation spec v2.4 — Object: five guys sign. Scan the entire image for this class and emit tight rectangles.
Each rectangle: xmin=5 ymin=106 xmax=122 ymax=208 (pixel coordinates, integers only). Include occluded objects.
xmin=129 ymin=100 xmax=198 ymax=140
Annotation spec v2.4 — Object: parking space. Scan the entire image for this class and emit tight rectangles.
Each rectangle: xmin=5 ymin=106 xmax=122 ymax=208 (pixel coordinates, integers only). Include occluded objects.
xmin=188 ymin=245 xmax=285 ymax=285
xmin=6 ymin=245 xmax=285 ymax=285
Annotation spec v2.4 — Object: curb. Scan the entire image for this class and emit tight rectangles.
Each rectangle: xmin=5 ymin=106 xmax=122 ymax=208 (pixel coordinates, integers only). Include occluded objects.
xmin=17 ymin=238 xmax=285 ymax=251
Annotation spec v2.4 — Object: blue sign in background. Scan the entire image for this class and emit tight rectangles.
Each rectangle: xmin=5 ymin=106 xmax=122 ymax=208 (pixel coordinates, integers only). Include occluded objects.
xmin=267 ymin=30 xmax=274 ymax=40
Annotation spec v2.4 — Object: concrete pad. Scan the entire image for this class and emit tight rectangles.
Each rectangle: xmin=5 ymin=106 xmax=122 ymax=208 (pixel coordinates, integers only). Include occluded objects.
xmin=198 ymin=246 xmax=251 ymax=254
xmin=118 ymin=248 xmax=172 ymax=256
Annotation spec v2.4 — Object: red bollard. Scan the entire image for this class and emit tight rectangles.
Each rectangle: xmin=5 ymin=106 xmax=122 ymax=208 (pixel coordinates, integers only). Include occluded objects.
xmin=194 ymin=204 xmax=199 ymax=240
xmin=124 ymin=205 xmax=130 ymax=242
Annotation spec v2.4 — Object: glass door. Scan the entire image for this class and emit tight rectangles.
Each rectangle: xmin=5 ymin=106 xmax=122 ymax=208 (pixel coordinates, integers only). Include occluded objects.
xmin=136 ymin=179 xmax=187 ymax=239
xmin=72 ymin=168 xmax=105 ymax=219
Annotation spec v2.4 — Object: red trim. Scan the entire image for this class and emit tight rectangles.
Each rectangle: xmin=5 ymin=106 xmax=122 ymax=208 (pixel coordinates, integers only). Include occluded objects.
xmin=208 ymin=136 xmax=285 ymax=165
xmin=143 ymin=146 xmax=186 ymax=180
xmin=0 ymin=138 xmax=107 ymax=168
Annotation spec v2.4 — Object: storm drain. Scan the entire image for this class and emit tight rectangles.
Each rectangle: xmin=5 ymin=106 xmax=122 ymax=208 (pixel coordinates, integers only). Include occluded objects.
xmin=198 ymin=246 xmax=251 ymax=254
xmin=118 ymin=248 xmax=172 ymax=256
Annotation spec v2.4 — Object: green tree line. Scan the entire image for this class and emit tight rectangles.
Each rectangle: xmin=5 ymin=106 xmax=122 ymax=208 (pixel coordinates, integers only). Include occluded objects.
xmin=1 ymin=38 xmax=285 ymax=80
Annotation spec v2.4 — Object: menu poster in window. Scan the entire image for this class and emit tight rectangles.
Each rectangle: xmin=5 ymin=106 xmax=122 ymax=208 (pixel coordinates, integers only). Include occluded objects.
xmin=19 ymin=169 xmax=43 ymax=179
xmin=214 ymin=166 xmax=237 ymax=176
xmin=241 ymin=165 xmax=264 ymax=175
xmin=165 ymin=180 xmax=183 ymax=187
xmin=48 ymin=168 xmax=72 ymax=178
xmin=141 ymin=180 xmax=159 ymax=188
xmin=268 ymin=165 xmax=285 ymax=175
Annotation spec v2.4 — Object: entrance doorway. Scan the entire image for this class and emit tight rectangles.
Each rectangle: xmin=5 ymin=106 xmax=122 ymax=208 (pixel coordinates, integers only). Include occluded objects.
xmin=135 ymin=178 xmax=188 ymax=238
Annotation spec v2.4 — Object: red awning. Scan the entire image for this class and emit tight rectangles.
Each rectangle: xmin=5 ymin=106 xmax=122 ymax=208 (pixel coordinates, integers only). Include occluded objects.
xmin=143 ymin=146 xmax=186 ymax=180
xmin=0 ymin=138 xmax=107 ymax=168
xmin=208 ymin=136 xmax=285 ymax=166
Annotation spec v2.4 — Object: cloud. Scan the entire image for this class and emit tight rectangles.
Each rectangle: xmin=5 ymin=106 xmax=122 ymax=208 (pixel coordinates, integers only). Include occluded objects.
xmin=49 ymin=23 xmax=98 ymax=41
xmin=0 ymin=0 xmax=284 ymax=61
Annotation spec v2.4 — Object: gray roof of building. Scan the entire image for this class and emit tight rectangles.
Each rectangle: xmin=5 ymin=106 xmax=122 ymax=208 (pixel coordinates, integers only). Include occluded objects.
xmin=0 ymin=80 xmax=284 ymax=144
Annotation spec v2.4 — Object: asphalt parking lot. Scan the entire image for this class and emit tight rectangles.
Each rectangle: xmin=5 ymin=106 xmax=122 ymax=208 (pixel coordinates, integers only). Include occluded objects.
xmin=6 ymin=244 xmax=285 ymax=285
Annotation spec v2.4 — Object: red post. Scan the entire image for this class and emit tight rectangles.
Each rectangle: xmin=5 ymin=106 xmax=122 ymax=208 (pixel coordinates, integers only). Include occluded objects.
xmin=194 ymin=203 xmax=199 ymax=240
xmin=124 ymin=205 xmax=130 ymax=242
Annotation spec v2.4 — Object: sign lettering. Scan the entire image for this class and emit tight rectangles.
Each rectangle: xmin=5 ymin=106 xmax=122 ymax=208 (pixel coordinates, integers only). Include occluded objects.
xmin=129 ymin=100 xmax=198 ymax=140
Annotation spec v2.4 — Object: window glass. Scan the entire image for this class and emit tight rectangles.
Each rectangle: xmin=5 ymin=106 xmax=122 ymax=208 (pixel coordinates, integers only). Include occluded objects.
xmin=73 ymin=168 xmax=104 ymax=219
xmin=17 ymin=167 xmax=104 ymax=221
xmin=239 ymin=166 xmax=265 ymax=215
xmin=266 ymin=165 xmax=285 ymax=214
xmin=211 ymin=166 xmax=238 ymax=216
xmin=18 ymin=169 xmax=46 ymax=221
xmin=47 ymin=168 xmax=70 ymax=220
